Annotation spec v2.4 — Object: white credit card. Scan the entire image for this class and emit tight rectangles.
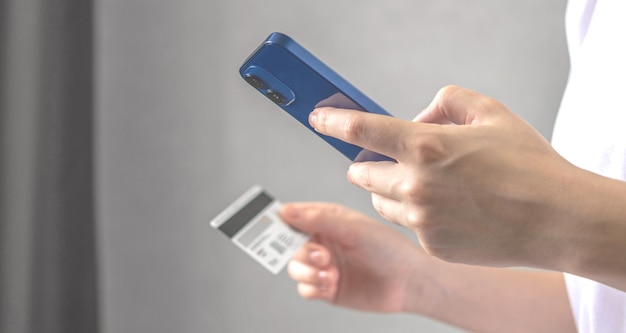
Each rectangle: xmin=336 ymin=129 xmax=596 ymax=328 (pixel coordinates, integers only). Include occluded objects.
xmin=210 ymin=185 xmax=309 ymax=274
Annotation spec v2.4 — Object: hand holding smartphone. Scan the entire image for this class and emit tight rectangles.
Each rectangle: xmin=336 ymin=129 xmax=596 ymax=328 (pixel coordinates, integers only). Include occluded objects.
xmin=239 ymin=32 xmax=394 ymax=162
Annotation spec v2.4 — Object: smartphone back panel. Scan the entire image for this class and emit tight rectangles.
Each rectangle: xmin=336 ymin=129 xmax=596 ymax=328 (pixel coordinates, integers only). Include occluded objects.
xmin=239 ymin=32 xmax=393 ymax=161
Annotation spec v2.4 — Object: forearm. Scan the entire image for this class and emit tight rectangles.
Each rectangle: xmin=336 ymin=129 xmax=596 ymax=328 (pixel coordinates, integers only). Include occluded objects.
xmin=553 ymin=168 xmax=626 ymax=291
xmin=405 ymin=259 xmax=576 ymax=333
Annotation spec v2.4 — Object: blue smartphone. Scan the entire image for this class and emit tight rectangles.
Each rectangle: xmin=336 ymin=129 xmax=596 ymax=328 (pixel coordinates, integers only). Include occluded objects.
xmin=239 ymin=32 xmax=393 ymax=162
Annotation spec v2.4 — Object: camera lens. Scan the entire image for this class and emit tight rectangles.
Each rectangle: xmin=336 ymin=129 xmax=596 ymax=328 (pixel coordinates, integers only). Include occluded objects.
xmin=266 ymin=90 xmax=286 ymax=105
xmin=244 ymin=74 xmax=264 ymax=89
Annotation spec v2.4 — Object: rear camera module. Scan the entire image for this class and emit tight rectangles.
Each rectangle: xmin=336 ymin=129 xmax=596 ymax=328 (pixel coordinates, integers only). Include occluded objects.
xmin=244 ymin=74 xmax=264 ymax=89
xmin=266 ymin=90 xmax=286 ymax=105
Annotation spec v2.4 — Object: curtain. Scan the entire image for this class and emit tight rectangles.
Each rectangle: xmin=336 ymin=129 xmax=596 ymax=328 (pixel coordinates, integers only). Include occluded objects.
xmin=0 ymin=1 xmax=99 ymax=332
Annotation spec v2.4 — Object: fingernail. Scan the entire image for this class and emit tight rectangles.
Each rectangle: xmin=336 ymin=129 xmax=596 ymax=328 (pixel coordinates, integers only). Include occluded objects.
xmin=318 ymin=271 xmax=330 ymax=291
xmin=346 ymin=166 xmax=356 ymax=185
xmin=310 ymin=251 xmax=324 ymax=266
xmin=309 ymin=110 xmax=318 ymax=128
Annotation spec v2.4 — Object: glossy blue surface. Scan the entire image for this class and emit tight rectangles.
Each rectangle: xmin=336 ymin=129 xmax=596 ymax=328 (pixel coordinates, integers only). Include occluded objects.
xmin=240 ymin=32 xmax=393 ymax=162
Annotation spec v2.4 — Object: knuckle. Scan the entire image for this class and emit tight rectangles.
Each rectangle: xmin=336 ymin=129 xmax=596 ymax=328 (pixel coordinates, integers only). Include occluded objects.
xmin=341 ymin=115 xmax=366 ymax=142
xmin=400 ymin=133 xmax=445 ymax=164
xmin=396 ymin=177 xmax=432 ymax=204
xmin=436 ymin=85 xmax=463 ymax=102
xmin=437 ymin=85 xmax=507 ymax=120
xmin=397 ymin=179 xmax=416 ymax=198
xmin=324 ymin=202 xmax=343 ymax=217
xmin=403 ymin=206 xmax=428 ymax=228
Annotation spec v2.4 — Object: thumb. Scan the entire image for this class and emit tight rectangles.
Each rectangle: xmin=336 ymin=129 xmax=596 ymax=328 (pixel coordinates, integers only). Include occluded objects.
xmin=280 ymin=202 xmax=364 ymax=241
xmin=413 ymin=85 xmax=494 ymax=125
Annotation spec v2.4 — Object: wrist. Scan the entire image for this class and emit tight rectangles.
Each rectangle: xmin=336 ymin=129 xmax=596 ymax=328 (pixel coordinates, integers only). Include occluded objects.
xmin=531 ymin=165 xmax=626 ymax=291
xmin=400 ymin=250 xmax=446 ymax=316
xmin=559 ymin=171 xmax=626 ymax=290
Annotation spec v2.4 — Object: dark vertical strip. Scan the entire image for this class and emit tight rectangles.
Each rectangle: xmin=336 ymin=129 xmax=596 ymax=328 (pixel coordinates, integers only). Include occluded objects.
xmin=0 ymin=0 xmax=6 ymax=120
xmin=0 ymin=0 xmax=8 ymax=329
xmin=29 ymin=1 xmax=99 ymax=333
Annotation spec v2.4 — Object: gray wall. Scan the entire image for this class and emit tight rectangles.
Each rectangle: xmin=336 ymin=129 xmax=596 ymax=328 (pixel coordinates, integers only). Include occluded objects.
xmin=97 ymin=1 xmax=569 ymax=332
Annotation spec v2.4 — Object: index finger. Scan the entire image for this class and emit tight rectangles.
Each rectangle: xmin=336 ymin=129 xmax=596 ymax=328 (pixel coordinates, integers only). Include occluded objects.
xmin=309 ymin=107 xmax=420 ymax=159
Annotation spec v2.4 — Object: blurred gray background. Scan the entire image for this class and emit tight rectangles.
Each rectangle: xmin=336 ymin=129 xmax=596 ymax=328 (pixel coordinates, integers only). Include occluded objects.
xmin=97 ymin=1 xmax=569 ymax=332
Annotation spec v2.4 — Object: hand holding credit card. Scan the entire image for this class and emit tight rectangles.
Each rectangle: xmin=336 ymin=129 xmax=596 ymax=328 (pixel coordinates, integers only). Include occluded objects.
xmin=210 ymin=186 xmax=309 ymax=274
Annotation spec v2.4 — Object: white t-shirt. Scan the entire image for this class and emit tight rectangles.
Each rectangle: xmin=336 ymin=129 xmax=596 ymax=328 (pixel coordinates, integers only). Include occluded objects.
xmin=551 ymin=0 xmax=626 ymax=331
